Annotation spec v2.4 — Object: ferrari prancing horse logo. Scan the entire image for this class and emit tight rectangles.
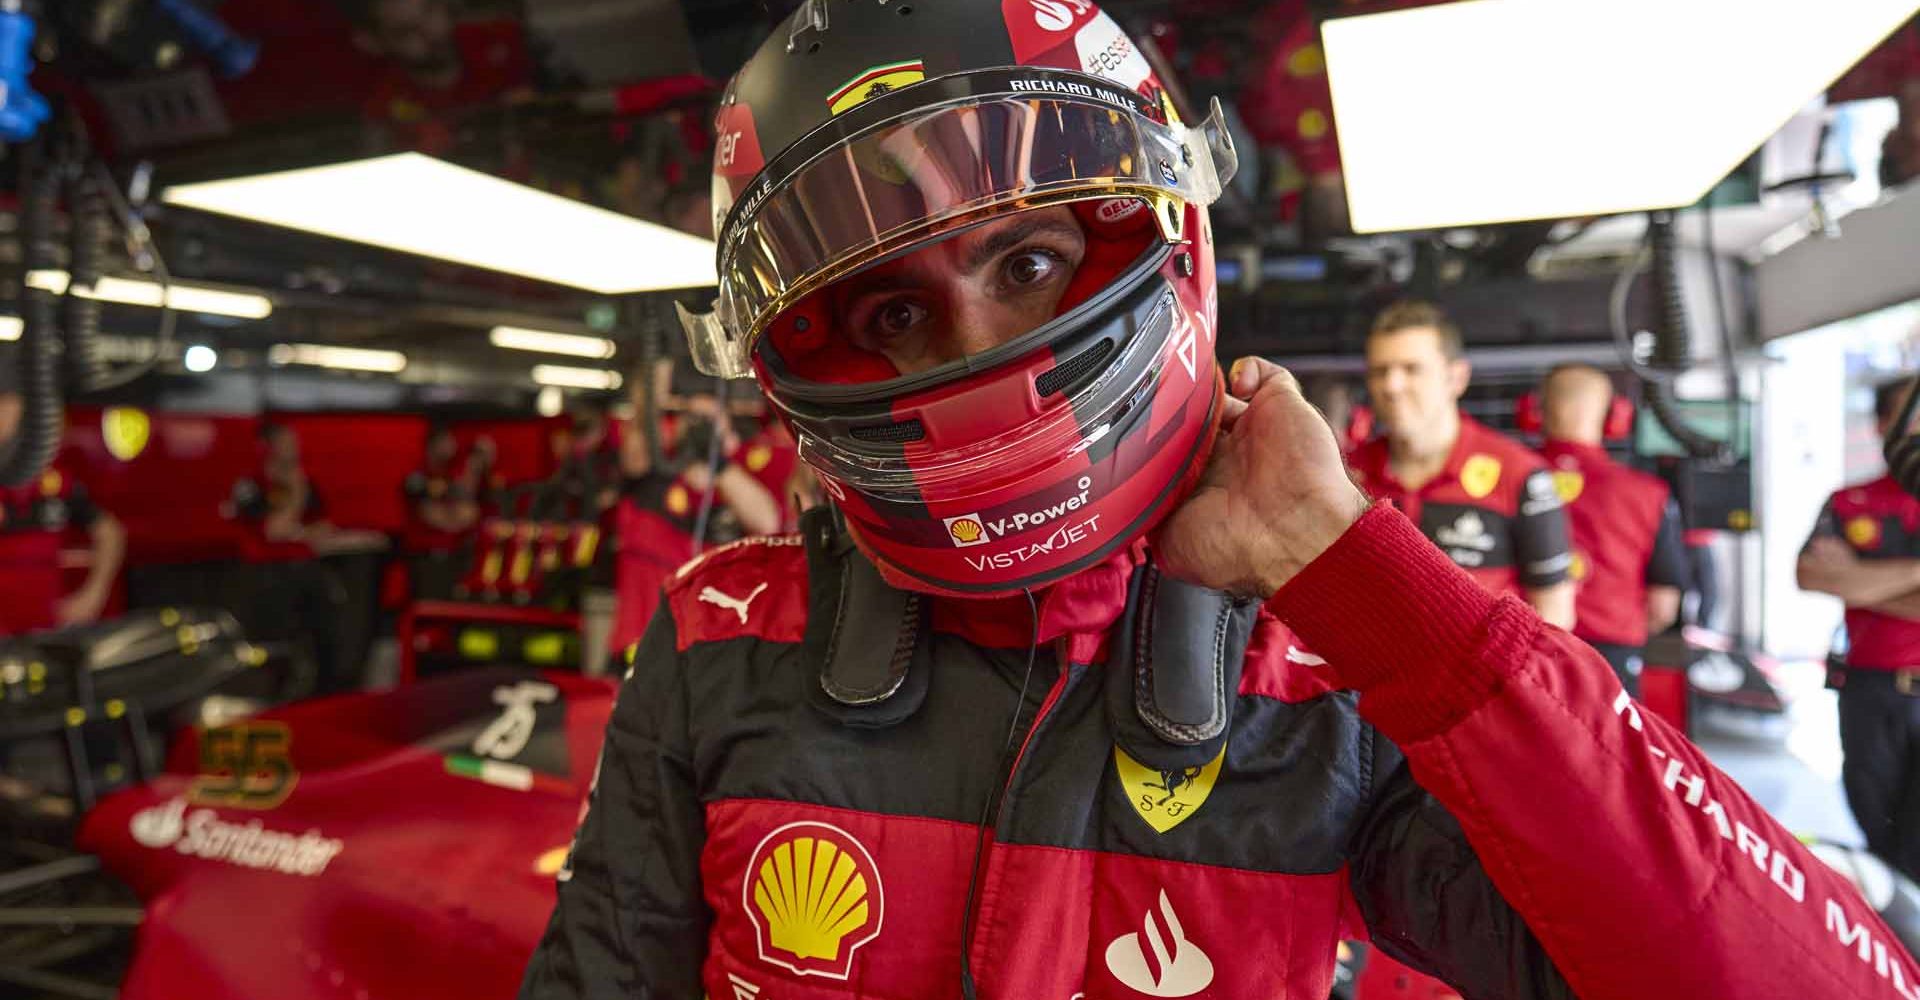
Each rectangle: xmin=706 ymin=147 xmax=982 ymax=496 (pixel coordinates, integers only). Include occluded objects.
xmin=1459 ymin=454 xmax=1502 ymax=500
xmin=1114 ymin=746 xmax=1224 ymax=834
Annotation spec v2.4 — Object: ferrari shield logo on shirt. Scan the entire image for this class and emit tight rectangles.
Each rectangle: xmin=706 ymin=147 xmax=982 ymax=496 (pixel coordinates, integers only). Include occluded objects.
xmin=827 ymin=60 xmax=926 ymax=115
xmin=745 ymin=821 xmax=884 ymax=980
xmin=1553 ymin=468 xmax=1585 ymax=503
xmin=745 ymin=443 xmax=773 ymax=472
xmin=1459 ymin=454 xmax=1502 ymax=499
xmin=666 ymin=484 xmax=691 ymax=516
xmin=1846 ymin=515 xmax=1883 ymax=549
xmin=1104 ymin=889 xmax=1214 ymax=997
xmin=1114 ymin=746 xmax=1224 ymax=834
xmin=944 ymin=513 xmax=990 ymax=547
xmin=102 ymin=407 xmax=151 ymax=462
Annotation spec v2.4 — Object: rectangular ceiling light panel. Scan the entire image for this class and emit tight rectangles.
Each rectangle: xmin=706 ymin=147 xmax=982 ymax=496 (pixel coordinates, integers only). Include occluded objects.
xmin=25 ymin=271 xmax=274 ymax=319
xmin=490 ymin=326 xmax=618 ymax=359
xmin=162 ymin=154 xmax=719 ymax=294
xmin=269 ymin=343 xmax=409 ymax=373
xmin=532 ymin=364 xmax=624 ymax=390
xmin=1322 ymin=0 xmax=1920 ymax=232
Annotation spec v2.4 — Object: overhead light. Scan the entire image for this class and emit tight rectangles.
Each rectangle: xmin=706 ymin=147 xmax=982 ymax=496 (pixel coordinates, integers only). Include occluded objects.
xmin=536 ymin=386 xmax=565 ymax=417
xmin=532 ymin=364 xmax=622 ymax=390
xmin=183 ymin=344 xmax=219 ymax=372
xmin=269 ymin=343 xmax=408 ymax=373
xmin=162 ymin=153 xmax=719 ymax=294
xmin=490 ymin=326 xmax=617 ymax=360
xmin=0 ymin=316 xmax=19 ymax=341
xmin=1322 ymin=0 xmax=1918 ymax=232
xmin=24 ymin=271 xmax=274 ymax=319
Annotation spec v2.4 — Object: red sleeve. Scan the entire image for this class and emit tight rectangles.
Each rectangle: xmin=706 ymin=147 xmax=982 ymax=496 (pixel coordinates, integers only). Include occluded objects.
xmin=1271 ymin=503 xmax=1920 ymax=1000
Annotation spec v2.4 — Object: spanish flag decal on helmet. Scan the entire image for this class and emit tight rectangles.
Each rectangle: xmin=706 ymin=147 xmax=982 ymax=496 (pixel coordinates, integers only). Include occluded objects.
xmin=827 ymin=60 xmax=926 ymax=115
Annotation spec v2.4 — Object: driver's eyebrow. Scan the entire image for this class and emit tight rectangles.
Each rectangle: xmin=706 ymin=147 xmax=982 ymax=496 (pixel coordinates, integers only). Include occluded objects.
xmin=959 ymin=217 xmax=1084 ymax=276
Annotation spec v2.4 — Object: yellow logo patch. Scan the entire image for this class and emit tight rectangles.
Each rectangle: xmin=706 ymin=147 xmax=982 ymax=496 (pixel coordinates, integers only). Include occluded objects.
xmin=827 ymin=60 xmax=925 ymax=115
xmin=745 ymin=443 xmax=772 ymax=473
xmin=666 ymin=484 xmax=691 ymax=516
xmin=102 ymin=407 xmax=152 ymax=462
xmin=1570 ymin=550 xmax=1590 ymax=582
xmin=1552 ymin=469 xmax=1584 ymax=504
xmin=745 ymin=822 xmax=884 ymax=979
xmin=944 ymin=514 xmax=988 ymax=547
xmin=1846 ymin=516 xmax=1882 ymax=548
xmin=1459 ymin=454 xmax=1502 ymax=499
xmin=1115 ymin=746 xmax=1224 ymax=834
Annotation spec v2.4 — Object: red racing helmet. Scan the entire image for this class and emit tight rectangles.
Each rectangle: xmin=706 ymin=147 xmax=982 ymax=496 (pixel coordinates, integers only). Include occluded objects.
xmin=680 ymin=0 xmax=1238 ymax=597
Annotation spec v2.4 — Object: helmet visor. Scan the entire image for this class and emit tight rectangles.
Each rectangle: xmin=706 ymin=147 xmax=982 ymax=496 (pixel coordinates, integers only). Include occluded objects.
xmin=682 ymin=89 xmax=1236 ymax=377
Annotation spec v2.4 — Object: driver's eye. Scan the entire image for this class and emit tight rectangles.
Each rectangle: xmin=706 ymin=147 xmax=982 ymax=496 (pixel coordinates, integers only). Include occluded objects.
xmin=1005 ymin=249 xmax=1061 ymax=287
xmin=875 ymin=299 xmax=928 ymax=338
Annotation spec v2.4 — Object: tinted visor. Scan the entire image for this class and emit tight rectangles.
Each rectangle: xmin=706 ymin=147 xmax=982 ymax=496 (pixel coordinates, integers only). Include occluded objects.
xmin=682 ymin=89 xmax=1236 ymax=377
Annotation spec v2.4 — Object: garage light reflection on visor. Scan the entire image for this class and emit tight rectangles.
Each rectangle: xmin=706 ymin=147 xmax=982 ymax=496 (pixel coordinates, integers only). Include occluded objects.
xmin=680 ymin=92 xmax=1237 ymax=378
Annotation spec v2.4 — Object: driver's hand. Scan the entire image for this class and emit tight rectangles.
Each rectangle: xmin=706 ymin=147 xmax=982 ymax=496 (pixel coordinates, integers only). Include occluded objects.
xmin=1154 ymin=357 xmax=1370 ymax=598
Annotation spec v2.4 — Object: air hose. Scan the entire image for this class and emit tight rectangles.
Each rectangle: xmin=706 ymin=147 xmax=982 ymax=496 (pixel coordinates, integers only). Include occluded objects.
xmin=60 ymin=123 xmax=108 ymax=395
xmin=1612 ymin=211 xmax=1731 ymax=463
xmin=1 ymin=135 xmax=64 ymax=486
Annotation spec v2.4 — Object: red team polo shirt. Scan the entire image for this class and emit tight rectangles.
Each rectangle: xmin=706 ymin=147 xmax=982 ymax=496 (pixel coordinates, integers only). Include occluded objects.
xmin=1808 ymin=474 xmax=1920 ymax=671
xmin=1349 ymin=413 xmax=1571 ymax=600
xmin=0 ymin=464 xmax=100 ymax=635
xmin=1540 ymin=439 xmax=1688 ymax=648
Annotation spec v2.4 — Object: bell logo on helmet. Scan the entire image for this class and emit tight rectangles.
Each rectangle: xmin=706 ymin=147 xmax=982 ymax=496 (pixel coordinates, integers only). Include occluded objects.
xmin=744 ymin=822 xmax=884 ymax=980
xmin=1096 ymin=198 xmax=1145 ymax=224
xmin=944 ymin=514 xmax=990 ymax=547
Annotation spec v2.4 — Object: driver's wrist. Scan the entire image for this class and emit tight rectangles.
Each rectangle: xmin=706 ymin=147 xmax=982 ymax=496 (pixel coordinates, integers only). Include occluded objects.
xmin=1254 ymin=489 xmax=1371 ymax=598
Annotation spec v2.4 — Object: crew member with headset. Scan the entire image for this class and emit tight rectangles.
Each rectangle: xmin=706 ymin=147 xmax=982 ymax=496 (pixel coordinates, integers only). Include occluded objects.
xmin=606 ymin=360 xmax=778 ymax=660
xmin=1534 ymin=364 xmax=1688 ymax=693
xmin=1349 ymin=301 xmax=1576 ymax=626
xmin=0 ymin=393 xmax=125 ymax=635
xmin=1799 ymin=376 xmax=1920 ymax=881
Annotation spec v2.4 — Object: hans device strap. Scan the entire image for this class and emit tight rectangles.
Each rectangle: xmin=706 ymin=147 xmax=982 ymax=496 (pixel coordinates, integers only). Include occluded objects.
xmin=802 ymin=506 xmax=930 ymax=727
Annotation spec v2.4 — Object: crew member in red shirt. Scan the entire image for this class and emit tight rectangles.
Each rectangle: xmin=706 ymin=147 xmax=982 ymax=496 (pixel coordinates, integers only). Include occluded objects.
xmin=1799 ymin=376 xmax=1920 ymax=880
xmin=0 ymin=393 xmax=126 ymax=635
xmin=403 ymin=423 xmax=480 ymax=552
xmin=1349 ymin=301 xmax=1574 ymax=626
xmin=607 ymin=365 xmax=778 ymax=659
xmin=1538 ymin=364 xmax=1687 ymax=693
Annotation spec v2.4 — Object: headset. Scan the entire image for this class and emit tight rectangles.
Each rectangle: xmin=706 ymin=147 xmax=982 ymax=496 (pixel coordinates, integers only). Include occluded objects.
xmin=1515 ymin=390 xmax=1635 ymax=441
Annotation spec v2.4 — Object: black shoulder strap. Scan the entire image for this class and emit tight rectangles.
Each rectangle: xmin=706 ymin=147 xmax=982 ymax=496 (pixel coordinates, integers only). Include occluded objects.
xmin=1106 ymin=564 xmax=1255 ymax=768
xmin=800 ymin=506 xmax=930 ymax=728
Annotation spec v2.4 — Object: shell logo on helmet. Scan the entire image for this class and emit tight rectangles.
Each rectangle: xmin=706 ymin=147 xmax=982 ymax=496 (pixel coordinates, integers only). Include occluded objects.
xmin=944 ymin=514 xmax=990 ymax=547
xmin=744 ymin=822 xmax=884 ymax=979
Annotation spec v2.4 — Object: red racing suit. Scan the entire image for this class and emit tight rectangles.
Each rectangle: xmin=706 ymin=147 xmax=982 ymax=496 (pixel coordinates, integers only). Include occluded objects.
xmin=524 ymin=504 xmax=1920 ymax=1000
